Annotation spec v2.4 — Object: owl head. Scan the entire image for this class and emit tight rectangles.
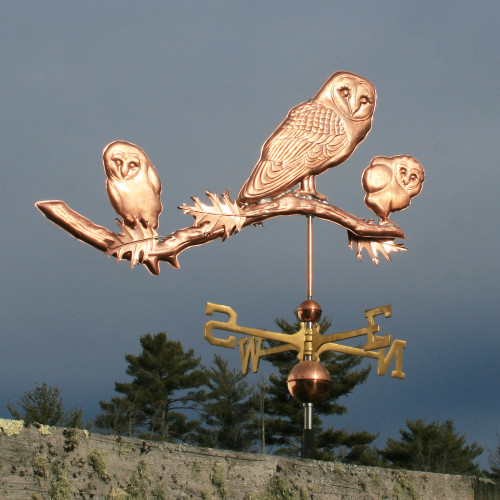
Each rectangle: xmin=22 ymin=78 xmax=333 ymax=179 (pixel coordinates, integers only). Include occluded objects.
xmin=103 ymin=140 xmax=148 ymax=182
xmin=393 ymin=155 xmax=425 ymax=198
xmin=363 ymin=155 xmax=424 ymax=195
xmin=314 ymin=71 xmax=376 ymax=122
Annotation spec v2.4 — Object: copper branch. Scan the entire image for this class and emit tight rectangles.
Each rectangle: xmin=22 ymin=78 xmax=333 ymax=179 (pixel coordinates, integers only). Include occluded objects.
xmin=35 ymin=193 xmax=404 ymax=275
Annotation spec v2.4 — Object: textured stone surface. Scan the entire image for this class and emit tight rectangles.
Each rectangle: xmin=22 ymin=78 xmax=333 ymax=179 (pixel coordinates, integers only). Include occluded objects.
xmin=0 ymin=420 xmax=493 ymax=499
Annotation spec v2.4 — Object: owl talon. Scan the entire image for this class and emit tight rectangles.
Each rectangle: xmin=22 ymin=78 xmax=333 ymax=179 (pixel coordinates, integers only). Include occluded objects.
xmin=295 ymin=174 xmax=329 ymax=201
xmin=378 ymin=218 xmax=399 ymax=227
xmin=294 ymin=189 xmax=329 ymax=202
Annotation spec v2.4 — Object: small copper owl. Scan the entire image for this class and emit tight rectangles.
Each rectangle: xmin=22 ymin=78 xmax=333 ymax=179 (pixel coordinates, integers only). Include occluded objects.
xmin=362 ymin=155 xmax=424 ymax=225
xmin=238 ymin=71 xmax=377 ymax=204
xmin=103 ymin=141 xmax=162 ymax=229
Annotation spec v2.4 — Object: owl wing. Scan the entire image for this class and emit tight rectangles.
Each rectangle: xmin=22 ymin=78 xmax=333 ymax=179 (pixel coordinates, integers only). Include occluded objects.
xmin=362 ymin=164 xmax=393 ymax=194
xmin=106 ymin=178 xmax=124 ymax=218
xmin=147 ymin=163 xmax=162 ymax=196
xmin=238 ymin=101 xmax=349 ymax=202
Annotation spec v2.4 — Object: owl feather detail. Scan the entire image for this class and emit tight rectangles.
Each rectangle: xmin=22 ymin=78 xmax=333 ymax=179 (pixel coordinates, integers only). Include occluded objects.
xmin=238 ymin=71 xmax=376 ymax=204
xmin=103 ymin=141 xmax=162 ymax=230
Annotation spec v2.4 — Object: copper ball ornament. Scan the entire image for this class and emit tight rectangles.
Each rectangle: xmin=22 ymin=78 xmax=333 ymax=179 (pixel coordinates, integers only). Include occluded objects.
xmin=287 ymin=360 xmax=332 ymax=403
xmin=297 ymin=300 xmax=322 ymax=323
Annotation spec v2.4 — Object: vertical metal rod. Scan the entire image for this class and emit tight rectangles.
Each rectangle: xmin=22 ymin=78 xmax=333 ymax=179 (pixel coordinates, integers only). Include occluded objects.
xmin=302 ymin=398 xmax=314 ymax=458
xmin=304 ymin=402 xmax=313 ymax=429
xmin=303 ymin=214 xmax=315 ymax=458
xmin=303 ymin=321 xmax=313 ymax=458
xmin=302 ymin=327 xmax=314 ymax=459
xmin=307 ymin=215 xmax=313 ymax=300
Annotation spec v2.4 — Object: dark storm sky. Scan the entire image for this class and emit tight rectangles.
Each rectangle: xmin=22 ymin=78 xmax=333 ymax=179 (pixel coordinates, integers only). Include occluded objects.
xmin=1 ymin=1 xmax=498 ymax=467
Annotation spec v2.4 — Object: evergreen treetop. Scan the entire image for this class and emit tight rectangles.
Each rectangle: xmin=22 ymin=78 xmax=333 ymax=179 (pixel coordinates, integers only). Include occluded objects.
xmin=378 ymin=418 xmax=483 ymax=474
xmin=7 ymin=382 xmax=85 ymax=428
xmin=194 ymin=354 xmax=256 ymax=451
xmin=96 ymin=332 xmax=207 ymax=441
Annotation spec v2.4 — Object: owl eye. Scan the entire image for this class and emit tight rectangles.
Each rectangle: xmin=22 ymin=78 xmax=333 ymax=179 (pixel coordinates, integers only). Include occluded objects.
xmin=129 ymin=162 xmax=138 ymax=169
xmin=339 ymin=87 xmax=350 ymax=98
xmin=360 ymin=96 xmax=370 ymax=105
xmin=410 ymin=174 xmax=418 ymax=181
xmin=113 ymin=158 xmax=123 ymax=167
xmin=399 ymin=167 xmax=407 ymax=176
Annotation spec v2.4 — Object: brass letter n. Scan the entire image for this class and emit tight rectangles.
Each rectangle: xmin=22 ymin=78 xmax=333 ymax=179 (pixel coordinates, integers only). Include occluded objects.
xmin=377 ymin=339 xmax=406 ymax=379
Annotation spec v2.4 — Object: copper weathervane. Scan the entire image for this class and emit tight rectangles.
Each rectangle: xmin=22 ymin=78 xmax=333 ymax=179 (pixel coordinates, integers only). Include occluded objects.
xmin=36 ymin=71 xmax=424 ymax=458
xmin=36 ymin=71 xmax=424 ymax=274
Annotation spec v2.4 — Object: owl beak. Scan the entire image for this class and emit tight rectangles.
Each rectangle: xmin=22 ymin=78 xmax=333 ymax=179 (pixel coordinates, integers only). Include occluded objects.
xmin=349 ymin=97 xmax=361 ymax=117
xmin=121 ymin=163 xmax=129 ymax=179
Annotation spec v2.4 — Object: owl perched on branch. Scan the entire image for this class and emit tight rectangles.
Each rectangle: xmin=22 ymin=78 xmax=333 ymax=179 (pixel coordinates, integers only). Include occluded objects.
xmin=238 ymin=71 xmax=376 ymax=204
xmin=362 ymin=155 xmax=424 ymax=225
xmin=103 ymin=141 xmax=162 ymax=230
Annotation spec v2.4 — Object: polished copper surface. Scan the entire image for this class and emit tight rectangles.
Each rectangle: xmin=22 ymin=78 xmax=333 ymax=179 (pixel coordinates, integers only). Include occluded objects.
xmin=362 ymin=155 xmax=424 ymax=225
xmin=238 ymin=71 xmax=376 ymax=204
xmin=35 ymin=71 xmax=423 ymax=274
xmin=103 ymin=141 xmax=162 ymax=230
xmin=307 ymin=216 xmax=313 ymax=298
xmin=348 ymin=231 xmax=407 ymax=266
xmin=36 ymin=188 xmax=405 ymax=275
xmin=297 ymin=300 xmax=322 ymax=323
xmin=287 ymin=360 xmax=332 ymax=403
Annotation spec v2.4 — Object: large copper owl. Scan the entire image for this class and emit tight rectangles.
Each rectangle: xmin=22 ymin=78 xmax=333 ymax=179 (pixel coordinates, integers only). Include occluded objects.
xmin=238 ymin=71 xmax=376 ymax=204
xmin=103 ymin=141 xmax=162 ymax=229
xmin=362 ymin=155 xmax=424 ymax=225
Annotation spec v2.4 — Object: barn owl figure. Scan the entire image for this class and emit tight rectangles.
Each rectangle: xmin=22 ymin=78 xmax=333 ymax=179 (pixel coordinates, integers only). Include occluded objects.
xmin=103 ymin=141 xmax=162 ymax=230
xmin=362 ymin=155 xmax=424 ymax=225
xmin=238 ymin=71 xmax=376 ymax=204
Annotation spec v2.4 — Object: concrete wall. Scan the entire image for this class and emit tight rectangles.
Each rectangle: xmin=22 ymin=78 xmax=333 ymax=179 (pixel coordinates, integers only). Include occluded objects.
xmin=0 ymin=419 xmax=498 ymax=499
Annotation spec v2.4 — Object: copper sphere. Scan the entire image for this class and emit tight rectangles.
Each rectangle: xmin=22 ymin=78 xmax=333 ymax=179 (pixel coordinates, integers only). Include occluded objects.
xmin=287 ymin=360 xmax=332 ymax=403
xmin=297 ymin=300 xmax=322 ymax=322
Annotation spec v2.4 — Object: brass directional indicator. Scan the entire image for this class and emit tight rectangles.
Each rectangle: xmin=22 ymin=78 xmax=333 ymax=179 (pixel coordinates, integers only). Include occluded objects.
xmin=204 ymin=301 xmax=405 ymax=379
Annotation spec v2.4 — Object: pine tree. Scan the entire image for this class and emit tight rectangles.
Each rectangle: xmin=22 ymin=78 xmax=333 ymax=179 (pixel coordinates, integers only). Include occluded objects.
xmin=378 ymin=419 xmax=483 ymax=474
xmin=486 ymin=435 xmax=500 ymax=483
xmin=94 ymin=396 xmax=142 ymax=436
xmin=7 ymin=382 xmax=85 ymax=428
xmin=194 ymin=355 xmax=256 ymax=451
xmin=96 ymin=332 xmax=207 ymax=441
xmin=262 ymin=315 xmax=377 ymax=462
